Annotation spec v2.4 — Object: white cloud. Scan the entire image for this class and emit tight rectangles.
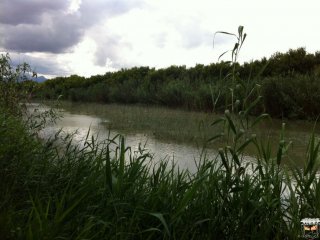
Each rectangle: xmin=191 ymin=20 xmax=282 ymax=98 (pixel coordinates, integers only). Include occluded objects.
xmin=58 ymin=37 xmax=117 ymax=77
xmin=68 ymin=0 xmax=82 ymax=13
xmin=1 ymin=0 xmax=320 ymax=77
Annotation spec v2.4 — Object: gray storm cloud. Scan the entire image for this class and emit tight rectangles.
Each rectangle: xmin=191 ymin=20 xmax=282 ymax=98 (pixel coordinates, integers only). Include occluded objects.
xmin=0 ymin=0 xmax=68 ymax=25
xmin=3 ymin=15 xmax=83 ymax=53
xmin=0 ymin=0 xmax=142 ymax=54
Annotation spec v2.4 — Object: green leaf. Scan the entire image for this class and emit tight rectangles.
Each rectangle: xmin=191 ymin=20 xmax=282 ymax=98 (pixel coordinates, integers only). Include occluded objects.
xmin=219 ymin=148 xmax=229 ymax=172
xmin=306 ymin=130 xmax=320 ymax=175
xmin=237 ymin=137 xmax=253 ymax=153
xmin=105 ymin=146 xmax=113 ymax=192
xmin=225 ymin=114 xmax=237 ymax=135
xmin=276 ymin=143 xmax=283 ymax=166
xmin=211 ymin=117 xmax=225 ymax=126
xmin=140 ymin=228 xmax=161 ymax=233
xmin=119 ymin=136 xmax=125 ymax=178
xmin=251 ymin=113 xmax=270 ymax=128
xmin=242 ymin=33 xmax=247 ymax=43
xmin=207 ymin=133 xmax=224 ymax=142
xmin=194 ymin=218 xmax=211 ymax=225
xmin=56 ymin=193 xmax=87 ymax=224
xmin=149 ymin=213 xmax=170 ymax=237
xmin=213 ymin=31 xmax=237 ymax=50
xmin=228 ymin=148 xmax=241 ymax=167
xmin=238 ymin=26 xmax=244 ymax=37
xmin=244 ymin=96 xmax=262 ymax=117
xmin=232 ymin=43 xmax=239 ymax=56
xmin=218 ymin=50 xmax=230 ymax=61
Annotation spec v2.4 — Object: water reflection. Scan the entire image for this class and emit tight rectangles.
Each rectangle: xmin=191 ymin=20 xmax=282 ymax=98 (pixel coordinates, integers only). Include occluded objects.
xmin=32 ymin=103 xmax=215 ymax=172
xmin=29 ymin=102 xmax=307 ymax=171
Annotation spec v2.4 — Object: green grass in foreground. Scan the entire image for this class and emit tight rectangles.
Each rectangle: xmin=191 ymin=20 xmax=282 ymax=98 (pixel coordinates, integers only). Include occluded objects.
xmin=1 ymin=106 xmax=320 ymax=239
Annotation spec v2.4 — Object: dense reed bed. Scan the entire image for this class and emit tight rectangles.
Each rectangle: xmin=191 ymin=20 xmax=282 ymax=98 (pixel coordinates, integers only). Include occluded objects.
xmin=38 ymin=47 xmax=320 ymax=119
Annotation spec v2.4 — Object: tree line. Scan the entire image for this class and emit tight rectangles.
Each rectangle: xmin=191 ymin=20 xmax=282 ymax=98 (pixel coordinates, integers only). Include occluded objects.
xmin=37 ymin=47 xmax=320 ymax=119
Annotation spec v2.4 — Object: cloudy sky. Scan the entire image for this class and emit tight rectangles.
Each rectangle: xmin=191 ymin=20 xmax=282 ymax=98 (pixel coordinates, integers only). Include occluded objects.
xmin=0 ymin=0 xmax=319 ymax=78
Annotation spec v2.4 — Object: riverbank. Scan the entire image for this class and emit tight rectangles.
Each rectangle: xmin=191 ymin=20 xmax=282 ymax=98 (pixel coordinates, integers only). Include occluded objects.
xmin=1 ymin=93 xmax=318 ymax=239
xmin=0 ymin=106 xmax=308 ymax=239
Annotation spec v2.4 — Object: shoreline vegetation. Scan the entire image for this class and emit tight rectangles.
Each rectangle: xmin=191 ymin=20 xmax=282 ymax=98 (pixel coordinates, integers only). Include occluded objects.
xmin=2 ymin=27 xmax=320 ymax=238
xmin=38 ymin=47 xmax=320 ymax=120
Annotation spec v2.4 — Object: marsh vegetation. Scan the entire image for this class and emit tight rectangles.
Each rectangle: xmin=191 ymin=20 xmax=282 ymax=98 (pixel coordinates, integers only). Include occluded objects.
xmin=2 ymin=27 xmax=320 ymax=239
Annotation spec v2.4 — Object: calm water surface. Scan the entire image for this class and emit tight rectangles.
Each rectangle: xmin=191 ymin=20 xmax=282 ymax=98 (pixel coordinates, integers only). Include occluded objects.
xmin=30 ymin=103 xmax=214 ymax=171
xmin=30 ymin=102 xmax=319 ymax=171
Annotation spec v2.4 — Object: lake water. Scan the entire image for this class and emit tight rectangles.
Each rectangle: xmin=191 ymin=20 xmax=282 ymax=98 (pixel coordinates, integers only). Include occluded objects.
xmin=29 ymin=102 xmax=319 ymax=171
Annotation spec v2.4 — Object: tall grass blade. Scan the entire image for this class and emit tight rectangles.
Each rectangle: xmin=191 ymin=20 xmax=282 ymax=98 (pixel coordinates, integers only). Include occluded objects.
xmin=228 ymin=147 xmax=241 ymax=167
xmin=244 ymin=96 xmax=262 ymax=117
xmin=236 ymin=137 xmax=253 ymax=153
xmin=211 ymin=117 xmax=225 ymax=126
xmin=105 ymin=146 xmax=113 ymax=192
xmin=219 ymin=148 xmax=229 ymax=172
xmin=276 ymin=142 xmax=283 ymax=166
xmin=119 ymin=137 xmax=125 ymax=177
xmin=55 ymin=193 xmax=87 ymax=224
xmin=225 ymin=113 xmax=237 ymax=135
xmin=149 ymin=213 xmax=170 ymax=237
xmin=251 ymin=113 xmax=269 ymax=128
xmin=207 ymin=133 xmax=224 ymax=142
xmin=305 ymin=130 xmax=320 ymax=175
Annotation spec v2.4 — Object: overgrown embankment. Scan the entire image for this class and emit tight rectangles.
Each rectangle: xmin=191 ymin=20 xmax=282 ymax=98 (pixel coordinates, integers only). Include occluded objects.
xmin=0 ymin=107 xmax=304 ymax=239
xmin=38 ymin=47 xmax=320 ymax=119
xmin=2 ymin=95 xmax=320 ymax=239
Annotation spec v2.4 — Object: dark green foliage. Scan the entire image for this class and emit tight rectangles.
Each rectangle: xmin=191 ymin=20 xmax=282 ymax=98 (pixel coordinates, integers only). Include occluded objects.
xmin=37 ymin=47 xmax=320 ymax=119
xmin=0 ymin=54 xmax=38 ymax=115
xmin=262 ymin=75 xmax=320 ymax=118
